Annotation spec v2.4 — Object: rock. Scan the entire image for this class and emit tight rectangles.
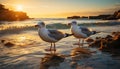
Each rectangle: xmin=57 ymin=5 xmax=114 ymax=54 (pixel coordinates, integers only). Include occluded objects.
xmin=88 ymin=10 xmax=120 ymax=20
xmin=105 ymin=10 xmax=120 ymax=20
xmin=70 ymin=61 xmax=78 ymax=68
xmin=89 ymin=15 xmax=111 ymax=19
xmin=1 ymin=39 xmax=5 ymax=43
xmin=0 ymin=4 xmax=29 ymax=21
xmin=40 ymin=54 xmax=65 ymax=69
xmin=89 ymin=32 xmax=120 ymax=55
xmin=67 ymin=16 xmax=80 ymax=19
xmin=4 ymin=42 xmax=15 ymax=47
xmin=85 ymin=38 xmax=94 ymax=43
xmin=71 ymin=47 xmax=92 ymax=55
xmin=89 ymin=37 xmax=102 ymax=48
xmin=81 ymin=16 xmax=88 ymax=19
xmin=70 ymin=47 xmax=92 ymax=61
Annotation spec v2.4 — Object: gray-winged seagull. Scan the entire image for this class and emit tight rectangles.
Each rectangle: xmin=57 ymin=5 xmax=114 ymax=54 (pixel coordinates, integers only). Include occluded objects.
xmin=35 ymin=21 xmax=72 ymax=53
xmin=68 ymin=21 xmax=96 ymax=47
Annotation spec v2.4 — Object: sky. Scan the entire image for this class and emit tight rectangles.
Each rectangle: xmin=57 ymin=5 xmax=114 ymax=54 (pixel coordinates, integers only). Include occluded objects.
xmin=0 ymin=0 xmax=120 ymax=18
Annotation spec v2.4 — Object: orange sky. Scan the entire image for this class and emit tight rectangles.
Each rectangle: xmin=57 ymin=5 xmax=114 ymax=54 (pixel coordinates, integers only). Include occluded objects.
xmin=0 ymin=0 xmax=120 ymax=18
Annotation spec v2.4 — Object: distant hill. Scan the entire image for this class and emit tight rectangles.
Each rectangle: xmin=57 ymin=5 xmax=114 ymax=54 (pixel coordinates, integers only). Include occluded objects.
xmin=67 ymin=16 xmax=88 ymax=19
xmin=0 ymin=4 xmax=29 ymax=21
xmin=67 ymin=10 xmax=120 ymax=20
xmin=67 ymin=16 xmax=80 ymax=19
xmin=88 ymin=10 xmax=120 ymax=20
xmin=89 ymin=15 xmax=111 ymax=19
xmin=105 ymin=10 xmax=120 ymax=20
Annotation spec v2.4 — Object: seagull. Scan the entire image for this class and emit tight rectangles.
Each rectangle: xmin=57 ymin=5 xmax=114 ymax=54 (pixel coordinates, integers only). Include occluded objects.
xmin=35 ymin=21 xmax=72 ymax=53
xmin=68 ymin=21 xmax=96 ymax=47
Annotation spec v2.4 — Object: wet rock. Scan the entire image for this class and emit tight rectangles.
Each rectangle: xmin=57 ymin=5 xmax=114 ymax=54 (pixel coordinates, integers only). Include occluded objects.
xmin=89 ymin=38 xmax=101 ymax=48
xmin=4 ymin=42 xmax=15 ymax=47
xmin=71 ymin=47 xmax=92 ymax=55
xmin=1 ymin=39 xmax=5 ymax=43
xmin=40 ymin=54 xmax=65 ymax=69
xmin=89 ymin=35 xmax=113 ymax=48
xmin=67 ymin=16 xmax=80 ymax=19
xmin=85 ymin=38 xmax=94 ymax=43
xmin=70 ymin=61 xmax=78 ymax=68
xmin=70 ymin=47 xmax=92 ymax=61
xmin=104 ymin=10 xmax=120 ymax=20
xmin=89 ymin=32 xmax=120 ymax=55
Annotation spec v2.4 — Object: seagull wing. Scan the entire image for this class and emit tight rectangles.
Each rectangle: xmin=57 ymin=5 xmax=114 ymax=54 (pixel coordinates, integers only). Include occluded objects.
xmin=48 ymin=30 xmax=64 ymax=40
xmin=79 ymin=26 xmax=92 ymax=36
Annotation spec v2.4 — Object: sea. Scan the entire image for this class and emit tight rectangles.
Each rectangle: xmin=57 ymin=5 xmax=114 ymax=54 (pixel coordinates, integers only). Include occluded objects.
xmin=0 ymin=18 xmax=120 ymax=69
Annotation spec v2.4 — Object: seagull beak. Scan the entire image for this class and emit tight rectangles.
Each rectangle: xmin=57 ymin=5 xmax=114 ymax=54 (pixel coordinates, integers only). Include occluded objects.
xmin=35 ymin=25 xmax=39 ymax=27
xmin=68 ymin=23 xmax=71 ymax=26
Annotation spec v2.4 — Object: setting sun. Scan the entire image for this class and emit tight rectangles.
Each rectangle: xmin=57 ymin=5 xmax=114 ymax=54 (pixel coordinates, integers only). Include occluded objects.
xmin=16 ymin=5 xmax=23 ymax=11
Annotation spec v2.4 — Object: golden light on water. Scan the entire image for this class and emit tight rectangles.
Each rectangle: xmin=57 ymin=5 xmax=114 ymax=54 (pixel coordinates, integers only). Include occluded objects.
xmin=16 ymin=36 xmax=27 ymax=46
xmin=19 ymin=36 xmax=26 ymax=42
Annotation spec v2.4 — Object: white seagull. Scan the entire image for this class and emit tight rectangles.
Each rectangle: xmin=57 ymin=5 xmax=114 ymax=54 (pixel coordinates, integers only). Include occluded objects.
xmin=35 ymin=21 xmax=72 ymax=53
xmin=68 ymin=21 xmax=96 ymax=47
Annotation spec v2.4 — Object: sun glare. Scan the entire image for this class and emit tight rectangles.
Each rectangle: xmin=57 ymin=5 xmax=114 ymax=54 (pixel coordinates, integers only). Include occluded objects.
xmin=16 ymin=5 xmax=23 ymax=11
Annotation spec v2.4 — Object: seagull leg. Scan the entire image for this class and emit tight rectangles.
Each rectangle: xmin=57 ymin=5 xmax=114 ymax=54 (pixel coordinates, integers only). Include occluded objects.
xmin=50 ymin=43 xmax=52 ymax=54
xmin=78 ymin=39 xmax=81 ymax=47
xmin=53 ymin=43 xmax=56 ymax=54
xmin=50 ymin=43 xmax=52 ymax=50
xmin=81 ymin=39 xmax=84 ymax=47
xmin=99 ymin=40 xmax=103 ymax=50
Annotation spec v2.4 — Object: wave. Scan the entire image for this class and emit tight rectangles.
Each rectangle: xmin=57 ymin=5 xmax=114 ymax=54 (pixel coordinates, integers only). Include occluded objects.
xmin=46 ymin=22 xmax=120 ymax=29
xmin=0 ymin=22 xmax=120 ymax=36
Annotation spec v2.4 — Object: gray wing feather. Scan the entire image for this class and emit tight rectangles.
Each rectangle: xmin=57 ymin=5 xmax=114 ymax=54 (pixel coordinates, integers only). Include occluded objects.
xmin=48 ymin=30 xmax=64 ymax=40
xmin=79 ymin=26 xmax=92 ymax=36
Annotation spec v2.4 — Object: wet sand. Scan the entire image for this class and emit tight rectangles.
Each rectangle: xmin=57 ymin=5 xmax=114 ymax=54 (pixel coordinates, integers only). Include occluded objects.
xmin=0 ymin=25 xmax=120 ymax=69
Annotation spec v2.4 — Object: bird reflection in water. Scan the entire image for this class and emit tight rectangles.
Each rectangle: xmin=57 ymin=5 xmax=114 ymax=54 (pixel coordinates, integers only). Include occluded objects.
xmin=40 ymin=54 xmax=65 ymax=69
xmin=70 ymin=47 xmax=92 ymax=61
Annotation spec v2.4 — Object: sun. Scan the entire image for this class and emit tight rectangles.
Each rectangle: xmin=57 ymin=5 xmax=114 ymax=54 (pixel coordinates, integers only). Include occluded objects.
xmin=15 ymin=5 xmax=23 ymax=11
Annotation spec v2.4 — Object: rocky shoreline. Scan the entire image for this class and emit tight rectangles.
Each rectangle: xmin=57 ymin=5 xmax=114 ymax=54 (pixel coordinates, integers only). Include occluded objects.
xmin=0 ymin=4 xmax=29 ymax=21
xmin=67 ymin=10 xmax=120 ymax=20
xmin=89 ymin=32 xmax=120 ymax=55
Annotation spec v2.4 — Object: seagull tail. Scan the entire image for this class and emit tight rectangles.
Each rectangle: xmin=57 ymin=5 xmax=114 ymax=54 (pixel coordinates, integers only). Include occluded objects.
xmin=64 ymin=33 xmax=73 ymax=37
xmin=92 ymin=31 xmax=100 ymax=35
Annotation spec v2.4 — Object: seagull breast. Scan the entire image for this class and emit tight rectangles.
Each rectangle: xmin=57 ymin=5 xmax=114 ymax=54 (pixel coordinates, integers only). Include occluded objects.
xmin=71 ymin=26 xmax=90 ymax=38
xmin=38 ymin=28 xmax=65 ymax=43
xmin=38 ymin=28 xmax=58 ymax=42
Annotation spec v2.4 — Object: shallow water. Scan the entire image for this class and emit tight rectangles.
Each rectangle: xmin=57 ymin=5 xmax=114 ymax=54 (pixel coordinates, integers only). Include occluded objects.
xmin=0 ymin=19 xmax=120 ymax=69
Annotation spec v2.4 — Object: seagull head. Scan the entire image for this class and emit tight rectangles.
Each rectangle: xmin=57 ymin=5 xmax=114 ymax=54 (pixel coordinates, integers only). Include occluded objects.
xmin=35 ymin=21 xmax=45 ymax=28
xmin=68 ymin=20 xmax=77 ymax=26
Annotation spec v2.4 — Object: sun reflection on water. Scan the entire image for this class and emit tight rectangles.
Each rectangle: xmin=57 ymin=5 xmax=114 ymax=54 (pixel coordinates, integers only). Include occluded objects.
xmin=18 ymin=36 xmax=26 ymax=42
xmin=14 ymin=34 xmax=35 ymax=46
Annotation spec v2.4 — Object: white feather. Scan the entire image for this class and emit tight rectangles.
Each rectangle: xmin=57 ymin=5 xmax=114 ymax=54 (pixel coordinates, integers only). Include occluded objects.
xmin=71 ymin=25 xmax=88 ymax=38
xmin=38 ymin=28 xmax=57 ymax=42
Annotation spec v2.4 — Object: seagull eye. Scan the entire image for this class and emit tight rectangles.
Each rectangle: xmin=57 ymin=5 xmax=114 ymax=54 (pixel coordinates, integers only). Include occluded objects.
xmin=35 ymin=25 xmax=39 ymax=27
xmin=41 ymin=22 xmax=45 ymax=26
xmin=73 ymin=22 xmax=77 ymax=24
xmin=68 ymin=23 xmax=71 ymax=26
